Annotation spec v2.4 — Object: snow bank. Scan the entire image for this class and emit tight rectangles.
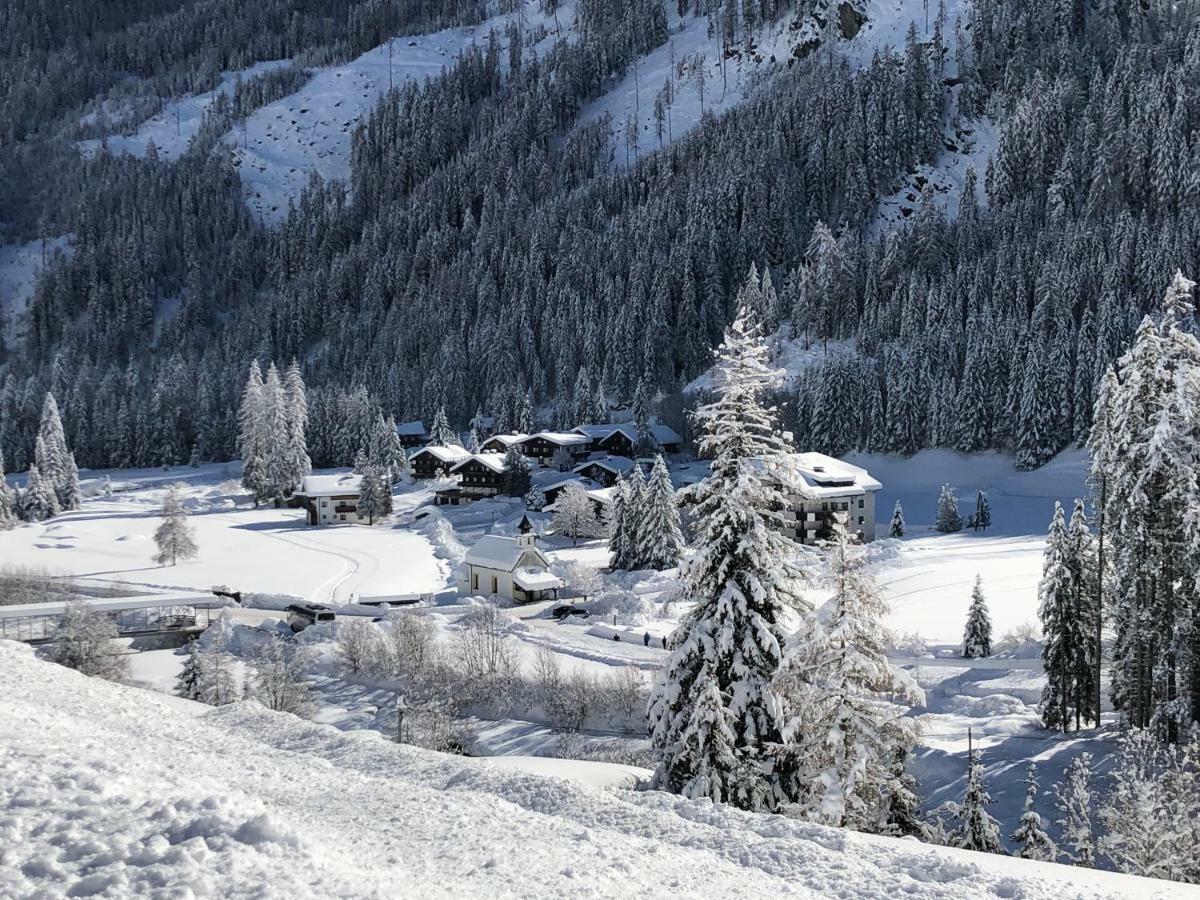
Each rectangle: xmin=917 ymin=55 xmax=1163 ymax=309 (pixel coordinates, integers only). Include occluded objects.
xmin=0 ymin=642 xmax=1174 ymax=898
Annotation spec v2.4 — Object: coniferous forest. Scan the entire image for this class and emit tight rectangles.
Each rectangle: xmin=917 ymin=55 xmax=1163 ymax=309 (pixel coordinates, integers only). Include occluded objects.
xmin=0 ymin=0 xmax=1198 ymax=475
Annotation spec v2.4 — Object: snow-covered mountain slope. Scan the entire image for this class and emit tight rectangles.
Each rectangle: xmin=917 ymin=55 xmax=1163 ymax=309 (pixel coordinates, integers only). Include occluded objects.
xmin=228 ymin=1 xmax=575 ymax=223
xmin=0 ymin=642 xmax=1179 ymax=899
xmin=77 ymin=59 xmax=293 ymax=162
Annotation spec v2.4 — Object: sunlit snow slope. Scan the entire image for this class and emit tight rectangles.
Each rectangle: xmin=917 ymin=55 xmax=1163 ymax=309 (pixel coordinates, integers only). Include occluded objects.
xmin=0 ymin=642 xmax=1178 ymax=899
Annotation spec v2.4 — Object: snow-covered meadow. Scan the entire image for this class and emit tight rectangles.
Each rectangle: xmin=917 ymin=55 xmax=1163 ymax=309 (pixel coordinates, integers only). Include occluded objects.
xmin=0 ymin=442 xmax=1119 ymax=862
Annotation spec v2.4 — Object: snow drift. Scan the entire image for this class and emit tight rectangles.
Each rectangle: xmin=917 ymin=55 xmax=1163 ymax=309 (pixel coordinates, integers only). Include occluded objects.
xmin=0 ymin=642 xmax=1178 ymax=898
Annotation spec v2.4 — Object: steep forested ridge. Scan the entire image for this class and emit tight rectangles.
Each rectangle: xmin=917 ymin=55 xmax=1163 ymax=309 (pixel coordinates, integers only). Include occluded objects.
xmin=1 ymin=0 xmax=1198 ymax=471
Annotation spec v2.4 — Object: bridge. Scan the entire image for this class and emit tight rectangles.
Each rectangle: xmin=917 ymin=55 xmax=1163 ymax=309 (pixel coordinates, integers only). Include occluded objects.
xmin=0 ymin=594 xmax=230 ymax=644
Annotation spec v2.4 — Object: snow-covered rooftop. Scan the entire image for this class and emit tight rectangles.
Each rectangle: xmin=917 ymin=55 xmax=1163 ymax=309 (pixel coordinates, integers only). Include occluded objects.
xmin=0 ymin=593 xmax=221 ymax=619
xmin=524 ymin=432 xmax=591 ymax=447
xmin=779 ymin=453 xmax=882 ymax=498
xmin=296 ymin=473 xmax=363 ymax=497
xmin=574 ymin=423 xmax=683 ymax=445
xmin=451 ymin=453 xmax=506 ymax=474
xmin=513 ymin=568 xmax=563 ymax=591
xmin=463 ymin=535 xmax=546 ymax=572
xmin=413 ymin=445 xmax=471 ymax=463
xmin=395 ymin=420 xmax=427 ymax=436
xmin=573 ymin=456 xmax=636 ymax=476
xmin=480 ymin=433 xmax=527 ymax=448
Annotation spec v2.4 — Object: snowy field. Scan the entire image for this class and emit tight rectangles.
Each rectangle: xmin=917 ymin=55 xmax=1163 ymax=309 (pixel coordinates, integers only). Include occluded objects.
xmin=0 ymin=641 xmax=1181 ymax=900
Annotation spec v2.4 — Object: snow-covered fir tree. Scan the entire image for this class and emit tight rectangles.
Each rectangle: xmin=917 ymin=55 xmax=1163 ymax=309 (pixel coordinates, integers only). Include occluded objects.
xmin=973 ymin=490 xmax=991 ymax=531
xmin=46 ymin=600 xmax=129 ymax=681
xmin=1012 ymin=763 xmax=1056 ymax=861
xmin=35 ymin=393 xmax=80 ymax=512
xmin=1040 ymin=501 xmax=1080 ymax=731
xmin=237 ymin=361 xmax=268 ymax=503
xmin=284 ymin=360 xmax=312 ymax=488
xmin=370 ymin=415 xmax=408 ymax=483
xmin=956 ymin=748 xmax=1003 ymax=854
xmin=175 ymin=644 xmax=206 ymax=701
xmin=356 ymin=467 xmax=392 ymax=525
xmin=934 ymin=484 xmax=963 ymax=533
xmin=962 ymin=575 xmax=992 ymax=658
xmin=1065 ymin=499 xmax=1099 ymax=729
xmin=803 ymin=515 xmax=925 ymax=832
xmin=0 ymin=451 xmax=16 ymax=530
xmin=523 ymin=484 xmax=546 ymax=511
xmin=889 ymin=500 xmax=905 ymax=538
xmin=551 ymin=482 xmax=600 ymax=545
xmin=153 ymin=484 xmax=198 ymax=566
xmin=637 ymin=455 xmax=684 ymax=570
xmin=502 ymin=446 xmax=531 ymax=497
xmin=429 ymin=406 xmax=456 ymax=447
xmin=1098 ymin=729 xmax=1200 ymax=883
xmin=1090 ymin=271 xmax=1200 ymax=739
xmin=1054 ymin=753 xmax=1095 ymax=867
xmin=22 ymin=464 xmax=60 ymax=522
xmin=648 ymin=291 xmax=808 ymax=811
xmin=607 ymin=472 xmax=634 ymax=570
xmin=632 ymin=374 xmax=658 ymax=457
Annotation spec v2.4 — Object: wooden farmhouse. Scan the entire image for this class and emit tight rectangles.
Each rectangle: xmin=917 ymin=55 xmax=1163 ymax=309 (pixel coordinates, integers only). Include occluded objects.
xmin=573 ymin=423 xmax=683 ymax=456
xmin=410 ymin=444 xmax=471 ymax=479
xmin=478 ymin=433 xmax=527 ymax=454
xmin=572 ymin=455 xmax=636 ymax=486
xmin=395 ymin=420 xmax=428 ymax=449
xmin=449 ymin=453 xmax=506 ymax=498
xmin=517 ymin=432 xmax=591 ymax=467
xmin=458 ymin=532 xmax=563 ymax=603
xmin=290 ymin=474 xmax=368 ymax=526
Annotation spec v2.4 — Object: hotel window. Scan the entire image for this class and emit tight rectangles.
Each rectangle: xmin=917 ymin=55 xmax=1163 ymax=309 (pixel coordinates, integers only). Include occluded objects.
xmin=858 ymin=498 xmax=864 ymax=509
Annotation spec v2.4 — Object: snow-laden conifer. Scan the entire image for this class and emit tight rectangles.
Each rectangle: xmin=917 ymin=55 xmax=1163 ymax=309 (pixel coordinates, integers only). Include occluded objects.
xmin=0 ymin=451 xmax=16 ymax=530
xmin=429 ymin=406 xmax=456 ymax=447
xmin=962 ymin=574 xmax=992 ymax=658
xmin=22 ymin=463 xmax=60 ymax=522
xmin=934 ymin=483 xmax=963 ymax=532
xmin=552 ymin=482 xmax=600 ymax=545
xmin=1054 ymin=753 xmax=1095 ymax=867
xmin=1012 ymin=763 xmax=1056 ymax=861
xmin=607 ymin=473 xmax=633 ymax=570
xmin=956 ymin=749 xmax=1003 ymax=853
xmin=153 ymin=484 xmax=198 ymax=566
xmin=889 ymin=500 xmax=905 ymax=538
xmin=638 ymin=455 xmax=684 ymax=570
xmin=1039 ymin=502 xmax=1077 ymax=730
xmin=804 ymin=515 xmax=925 ymax=831
xmin=356 ymin=467 xmax=392 ymax=525
xmin=502 ymin=446 xmax=531 ymax=497
xmin=647 ymin=293 xmax=808 ymax=812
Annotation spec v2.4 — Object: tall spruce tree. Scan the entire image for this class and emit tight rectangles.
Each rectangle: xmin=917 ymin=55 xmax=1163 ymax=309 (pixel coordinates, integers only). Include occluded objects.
xmin=1091 ymin=272 xmax=1200 ymax=740
xmin=35 ymin=393 xmax=79 ymax=511
xmin=0 ymin=451 xmax=16 ymax=530
xmin=153 ymin=484 xmax=198 ymax=566
xmin=806 ymin=515 xmax=924 ymax=831
xmin=429 ymin=406 xmax=456 ymax=447
xmin=1054 ymin=753 xmax=1095 ymax=867
xmin=889 ymin=500 xmax=905 ymax=538
xmin=638 ymin=455 xmax=685 ymax=570
xmin=607 ymin=472 xmax=634 ymax=570
xmin=934 ymin=484 xmax=963 ymax=533
xmin=956 ymin=749 xmax=1003 ymax=854
xmin=1012 ymin=763 xmax=1056 ymax=861
xmin=237 ymin=361 xmax=268 ymax=503
xmin=1039 ymin=501 xmax=1078 ymax=731
xmin=647 ymin=294 xmax=808 ymax=811
xmin=973 ymin=490 xmax=991 ymax=531
xmin=962 ymin=575 xmax=992 ymax=658
xmin=502 ymin=446 xmax=531 ymax=497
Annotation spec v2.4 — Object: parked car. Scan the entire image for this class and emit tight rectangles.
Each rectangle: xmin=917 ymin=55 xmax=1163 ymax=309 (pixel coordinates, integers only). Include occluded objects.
xmin=286 ymin=603 xmax=335 ymax=632
xmin=551 ymin=604 xmax=588 ymax=621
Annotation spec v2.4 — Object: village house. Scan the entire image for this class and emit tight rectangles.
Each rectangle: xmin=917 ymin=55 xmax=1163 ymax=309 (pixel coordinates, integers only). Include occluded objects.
xmin=447 ymin=453 xmax=506 ymax=499
xmin=410 ymin=445 xmax=471 ymax=479
xmin=767 ymin=453 xmax=882 ymax=544
xmin=459 ymin=528 xmax=563 ymax=603
xmin=478 ymin=433 xmax=527 ymax=454
xmin=539 ymin=474 xmax=588 ymax=507
xmin=395 ymin=420 xmax=428 ymax=449
xmin=573 ymin=423 xmax=683 ymax=457
xmin=289 ymin=474 xmax=368 ymax=526
xmin=517 ymin=432 xmax=591 ymax=467
xmin=571 ymin=455 xmax=636 ymax=486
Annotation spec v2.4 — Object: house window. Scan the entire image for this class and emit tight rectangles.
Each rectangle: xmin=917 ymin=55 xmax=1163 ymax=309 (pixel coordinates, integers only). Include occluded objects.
xmin=822 ymin=503 xmax=829 ymax=512
xmin=858 ymin=516 xmax=864 ymax=525
xmin=491 ymin=576 xmax=498 ymax=594
xmin=858 ymin=498 xmax=864 ymax=509
xmin=473 ymin=572 xmax=478 ymax=591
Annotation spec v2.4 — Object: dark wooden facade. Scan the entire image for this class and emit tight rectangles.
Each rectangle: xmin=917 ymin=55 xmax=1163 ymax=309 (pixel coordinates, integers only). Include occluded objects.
xmin=451 ymin=458 xmax=504 ymax=496
xmin=518 ymin=435 xmax=589 ymax=466
xmin=411 ymin=449 xmax=462 ymax=479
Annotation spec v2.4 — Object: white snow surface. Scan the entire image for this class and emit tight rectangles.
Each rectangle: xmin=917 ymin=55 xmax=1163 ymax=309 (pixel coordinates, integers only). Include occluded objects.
xmin=77 ymin=60 xmax=293 ymax=162
xmin=0 ymin=641 xmax=1180 ymax=899
xmin=227 ymin=1 xmax=575 ymax=223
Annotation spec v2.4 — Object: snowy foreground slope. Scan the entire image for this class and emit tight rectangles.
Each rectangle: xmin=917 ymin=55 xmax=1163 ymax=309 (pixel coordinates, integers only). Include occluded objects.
xmin=0 ymin=644 xmax=1182 ymax=899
